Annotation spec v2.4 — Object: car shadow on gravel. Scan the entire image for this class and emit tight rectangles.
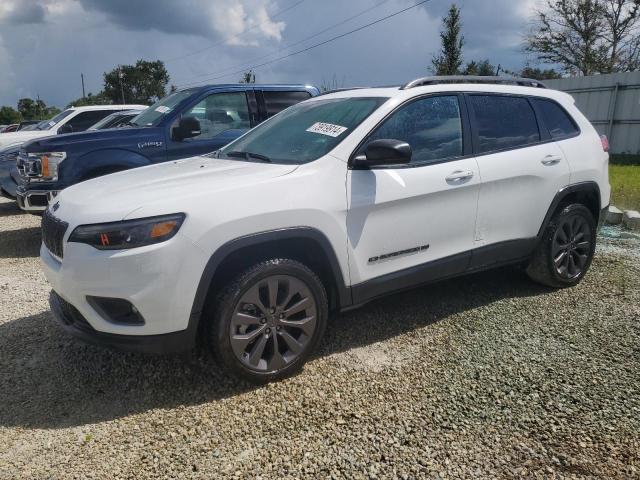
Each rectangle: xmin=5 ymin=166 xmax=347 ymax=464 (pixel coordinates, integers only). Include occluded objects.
xmin=0 ymin=227 xmax=41 ymax=258
xmin=0 ymin=199 xmax=22 ymax=217
xmin=0 ymin=266 xmax=550 ymax=430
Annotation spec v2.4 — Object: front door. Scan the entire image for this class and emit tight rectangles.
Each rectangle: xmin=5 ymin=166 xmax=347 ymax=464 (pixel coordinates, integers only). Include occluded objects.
xmin=347 ymin=94 xmax=480 ymax=292
xmin=166 ymin=91 xmax=253 ymax=160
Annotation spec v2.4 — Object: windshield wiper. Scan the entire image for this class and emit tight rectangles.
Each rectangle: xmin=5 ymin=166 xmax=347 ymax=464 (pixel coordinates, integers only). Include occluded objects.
xmin=226 ymin=150 xmax=272 ymax=163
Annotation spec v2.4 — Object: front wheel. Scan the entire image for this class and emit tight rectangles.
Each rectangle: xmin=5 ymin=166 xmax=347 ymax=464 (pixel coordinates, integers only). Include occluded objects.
xmin=526 ymin=204 xmax=596 ymax=288
xmin=206 ymin=259 xmax=328 ymax=383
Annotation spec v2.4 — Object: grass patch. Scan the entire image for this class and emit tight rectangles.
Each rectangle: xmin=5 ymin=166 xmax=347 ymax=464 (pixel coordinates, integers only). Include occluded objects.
xmin=610 ymin=164 xmax=640 ymax=210
xmin=610 ymin=154 xmax=640 ymax=166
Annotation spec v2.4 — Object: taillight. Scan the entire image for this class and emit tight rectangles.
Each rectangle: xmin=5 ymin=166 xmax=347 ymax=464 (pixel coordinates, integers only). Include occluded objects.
xmin=600 ymin=135 xmax=609 ymax=152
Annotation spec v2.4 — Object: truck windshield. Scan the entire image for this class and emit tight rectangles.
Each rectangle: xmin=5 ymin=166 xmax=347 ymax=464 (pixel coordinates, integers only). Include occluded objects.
xmin=219 ymin=97 xmax=388 ymax=164
xmin=34 ymin=109 xmax=73 ymax=131
xmin=130 ymin=90 xmax=196 ymax=127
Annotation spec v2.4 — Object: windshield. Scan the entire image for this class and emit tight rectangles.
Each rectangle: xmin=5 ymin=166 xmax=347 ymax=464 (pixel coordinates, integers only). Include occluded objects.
xmin=130 ymin=90 xmax=195 ymax=127
xmin=34 ymin=109 xmax=73 ymax=131
xmin=219 ymin=97 xmax=388 ymax=164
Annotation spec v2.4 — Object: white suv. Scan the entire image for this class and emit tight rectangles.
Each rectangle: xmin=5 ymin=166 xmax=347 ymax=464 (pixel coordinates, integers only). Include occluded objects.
xmin=40 ymin=77 xmax=610 ymax=383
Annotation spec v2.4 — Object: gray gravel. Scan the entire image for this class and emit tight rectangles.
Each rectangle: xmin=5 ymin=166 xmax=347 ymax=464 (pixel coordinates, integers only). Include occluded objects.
xmin=0 ymin=195 xmax=639 ymax=479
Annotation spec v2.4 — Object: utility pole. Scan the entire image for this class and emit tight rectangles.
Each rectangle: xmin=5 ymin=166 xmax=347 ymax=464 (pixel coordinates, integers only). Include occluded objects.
xmin=81 ymin=73 xmax=86 ymax=98
xmin=118 ymin=67 xmax=125 ymax=104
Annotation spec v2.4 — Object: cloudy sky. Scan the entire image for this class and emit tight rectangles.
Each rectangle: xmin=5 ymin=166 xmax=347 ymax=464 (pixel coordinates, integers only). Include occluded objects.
xmin=0 ymin=0 xmax=540 ymax=108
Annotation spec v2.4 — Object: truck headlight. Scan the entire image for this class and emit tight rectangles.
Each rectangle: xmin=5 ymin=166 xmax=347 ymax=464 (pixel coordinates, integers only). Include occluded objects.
xmin=68 ymin=213 xmax=186 ymax=250
xmin=27 ymin=151 xmax=66 ymax=181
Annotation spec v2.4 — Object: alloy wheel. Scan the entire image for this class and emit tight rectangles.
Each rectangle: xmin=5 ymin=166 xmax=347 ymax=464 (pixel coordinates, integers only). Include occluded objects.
xmin=552 ymin=214 xmax=592 ymax=280
xmin=229 ymin=275 xmax=318 ymax=372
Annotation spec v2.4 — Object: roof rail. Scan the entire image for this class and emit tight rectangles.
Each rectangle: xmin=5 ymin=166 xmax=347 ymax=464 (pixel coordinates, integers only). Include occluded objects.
xmin=400 ymin=76 xmax=548 ymax=90
xmin=316 ymin=87 xmax=368 ymax=96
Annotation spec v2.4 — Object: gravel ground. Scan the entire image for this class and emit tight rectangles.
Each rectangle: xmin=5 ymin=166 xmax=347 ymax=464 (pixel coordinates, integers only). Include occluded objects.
xmin=0 ymin=195 xmax=639 ymax=479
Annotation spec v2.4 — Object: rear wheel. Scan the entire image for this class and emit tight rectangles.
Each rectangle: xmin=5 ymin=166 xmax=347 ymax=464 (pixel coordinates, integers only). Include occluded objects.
xmin=526 ymin=204 xmax=596 ymax=288
xmin=206 ymin=258 xmax=328 ymax=383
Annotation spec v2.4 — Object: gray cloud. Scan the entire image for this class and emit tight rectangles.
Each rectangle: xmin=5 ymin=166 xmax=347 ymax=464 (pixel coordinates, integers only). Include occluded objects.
xmin=0 ymin=1 xmax=46 ymax=24
xmin=0 ymin=0 xmax=536 ymax=109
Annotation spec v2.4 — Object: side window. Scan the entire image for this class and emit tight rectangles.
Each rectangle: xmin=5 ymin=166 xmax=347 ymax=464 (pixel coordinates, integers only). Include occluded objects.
xmin=262 ymin=91 xmax=312 ymax=118
xmin=363 ymin=95 xmax=463 ymax=165
xmin=182 ymin=92 xmax=250 ymax=140
xmin=532 ymin=98 xmax=579 ymax=139
xmin=67 ymin=110 xmax=118 ymax=132
xmin=469 ymin=95 xmax=540 ymax=153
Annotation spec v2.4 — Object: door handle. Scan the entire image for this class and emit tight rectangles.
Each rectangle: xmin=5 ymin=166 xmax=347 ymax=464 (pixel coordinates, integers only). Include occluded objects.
xmin=541 ymin=155 xmax=562 ymax=166
xmin=446 ymin=170 xmax=474 ymax=183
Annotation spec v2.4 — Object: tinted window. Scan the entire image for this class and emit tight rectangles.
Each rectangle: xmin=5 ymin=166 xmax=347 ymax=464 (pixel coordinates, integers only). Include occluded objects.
xmin=219 ymin=97 xmax=387 ymax=164
xmin=67 ymin=110 xmax=118 ymax=132
xmin=181 ymin=92 xmax=250 ymax=141
xmin=34 ymin=109 xmax=73 ymax=130
xmin=469 ymin=95 xmax=540 ymax=153
xmin=262 ymin=91 xmax=312 ymax=118
xmin=364 ymin=95 xmax=463 ymax=164
xmin=532 ymin=98 xmax=579 ymax=139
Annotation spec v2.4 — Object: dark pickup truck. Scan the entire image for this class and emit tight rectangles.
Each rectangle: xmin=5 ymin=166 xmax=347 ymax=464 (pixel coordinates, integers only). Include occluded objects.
xmin=2 ymin=84 xmax=319 ymax=212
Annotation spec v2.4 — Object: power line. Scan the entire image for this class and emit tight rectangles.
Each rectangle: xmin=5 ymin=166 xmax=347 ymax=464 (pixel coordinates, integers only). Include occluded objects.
xmin=165 ymin=0 xmax=307 ymax=64
xmin=172 ymin=0 xmax=392 ymax=84
xmin=178 ymin=0 xmax=430 ymax=88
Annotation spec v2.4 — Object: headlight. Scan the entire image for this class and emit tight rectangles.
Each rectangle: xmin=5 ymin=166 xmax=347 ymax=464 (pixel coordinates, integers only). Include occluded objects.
xmin=68 ymin=213 xmax=186 ymax=250
xmin=25 ymin=151 xmax=66 ymax=181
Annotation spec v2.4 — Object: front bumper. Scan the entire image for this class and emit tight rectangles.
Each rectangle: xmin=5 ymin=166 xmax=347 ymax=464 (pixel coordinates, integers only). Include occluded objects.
xmin=40 ymin=227 xmax=208 ymax=347
xmin=50 ymin=291 xmax=198 ymax=354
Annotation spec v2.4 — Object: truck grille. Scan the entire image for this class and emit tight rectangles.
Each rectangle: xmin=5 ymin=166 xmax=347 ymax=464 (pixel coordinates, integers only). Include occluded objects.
xmin=41 ymin=209 xmax=68 ymax=258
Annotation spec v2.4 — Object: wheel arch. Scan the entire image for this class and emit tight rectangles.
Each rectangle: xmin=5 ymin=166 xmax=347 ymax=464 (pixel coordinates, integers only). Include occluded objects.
xmin=537 ymin=181 xmax=602 ymax=239
xmin=70 ymin=149 xmax=151 ymax=182
xmin=189 ymin=227 xmax=352 ymax=337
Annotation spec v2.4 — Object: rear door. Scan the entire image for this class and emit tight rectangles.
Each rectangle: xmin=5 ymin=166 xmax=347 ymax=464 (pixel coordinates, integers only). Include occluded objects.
xmin=165 ymin=91 xmax=253 ymax=160
xmin=469 ymin=94 xmax=570 ymax=264
xmin=256 ymin=89 xmax=313 ymax=122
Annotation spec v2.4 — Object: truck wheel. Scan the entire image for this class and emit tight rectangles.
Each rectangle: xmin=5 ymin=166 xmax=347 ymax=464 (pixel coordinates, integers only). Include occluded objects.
xmin=206 ymin=258 xmax=328 ymax=383
xmin=526 ymin=204 xmax=596 ymax=288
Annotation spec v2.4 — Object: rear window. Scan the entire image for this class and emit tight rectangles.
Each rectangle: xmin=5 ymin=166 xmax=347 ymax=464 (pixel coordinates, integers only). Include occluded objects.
xmin=532 ymin=98 xmax=579 ymax=139
xmin=469 ymin=95 xmax=541 ymax=153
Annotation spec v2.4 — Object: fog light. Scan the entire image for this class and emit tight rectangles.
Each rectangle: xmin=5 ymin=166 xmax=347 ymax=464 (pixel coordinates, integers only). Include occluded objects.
xmin=87 ymin=296 xmax=145 ymax=325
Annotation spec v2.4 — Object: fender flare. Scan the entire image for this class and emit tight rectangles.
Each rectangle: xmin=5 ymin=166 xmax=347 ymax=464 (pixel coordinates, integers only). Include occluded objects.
xmin=188 ymin=227 xmax=352 ymax=331
xmin=536 ymin=181 xmax=602 ymax=239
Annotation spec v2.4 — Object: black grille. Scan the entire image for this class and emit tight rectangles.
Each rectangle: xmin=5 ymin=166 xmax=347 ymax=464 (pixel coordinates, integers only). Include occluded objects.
xmin=42 ymin=209 xmax=68 ymax=258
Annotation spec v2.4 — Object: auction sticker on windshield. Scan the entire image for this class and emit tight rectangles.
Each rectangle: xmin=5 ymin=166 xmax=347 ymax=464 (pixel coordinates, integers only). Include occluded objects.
xmin=306 ymin=122 xmax=348 ymax=137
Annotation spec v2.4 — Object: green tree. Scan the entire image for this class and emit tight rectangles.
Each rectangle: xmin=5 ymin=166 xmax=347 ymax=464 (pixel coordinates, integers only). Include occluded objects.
xmin=103 ymin=60 xmax=170 ymax=104
xmin=239 ymin=70 xmax=256 ymax=84
xmin=66 ymin=92 xmax=112 ymax=108
xmin=526 ymin=0 xmax=640 ymax=75
xmin=462 ymin=59 xmax=496 ymax=76
xmin=17 ymin=98 xmax=47 ymax=120
xmin=0 ymin=106 xmax=21 ymax=124
xmin=519 ymin=66 xmax=562 ymax=80
xmin=432 ymin=4 xmax=464 ymax=75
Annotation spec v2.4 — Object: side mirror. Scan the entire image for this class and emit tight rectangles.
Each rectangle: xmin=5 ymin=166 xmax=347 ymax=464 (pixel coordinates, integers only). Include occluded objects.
xmin=172 ymin=116 xmax=201 ymax=141
xmin=57 ymin=124 xmax=73 ymax=135
xmin=353 ymin=139 xmax=412 ymax=168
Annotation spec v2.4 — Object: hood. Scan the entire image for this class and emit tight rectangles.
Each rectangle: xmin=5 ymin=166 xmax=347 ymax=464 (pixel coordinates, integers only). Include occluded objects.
xmin=0 ymin=130 xmax=51 ymax=148
xmin=54 ymin=155 xmax=299 ymax=222
xmin=23 ymin=127 xmax=152 ymax=152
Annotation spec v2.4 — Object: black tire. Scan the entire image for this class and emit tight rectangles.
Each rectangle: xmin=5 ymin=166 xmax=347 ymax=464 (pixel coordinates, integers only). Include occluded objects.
xmin=526 ymin=204 xmax=596 ymax=288
xmin=205 ymin=258 xmax=328 ymax=383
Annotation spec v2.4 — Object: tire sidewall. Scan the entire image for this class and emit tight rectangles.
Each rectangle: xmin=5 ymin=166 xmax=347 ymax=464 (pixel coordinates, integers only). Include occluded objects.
xmin=210 ymin=259 xmax=328 ymax=383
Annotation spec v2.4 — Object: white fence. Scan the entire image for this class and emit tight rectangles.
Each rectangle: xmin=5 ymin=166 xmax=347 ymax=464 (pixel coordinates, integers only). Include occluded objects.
xmin=545 ymin=71 xmax=640 ymax=155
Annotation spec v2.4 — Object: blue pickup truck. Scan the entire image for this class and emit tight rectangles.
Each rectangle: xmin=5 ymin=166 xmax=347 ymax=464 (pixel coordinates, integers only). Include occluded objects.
xmin=1 ymin=84 xmax=319 ymax=212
